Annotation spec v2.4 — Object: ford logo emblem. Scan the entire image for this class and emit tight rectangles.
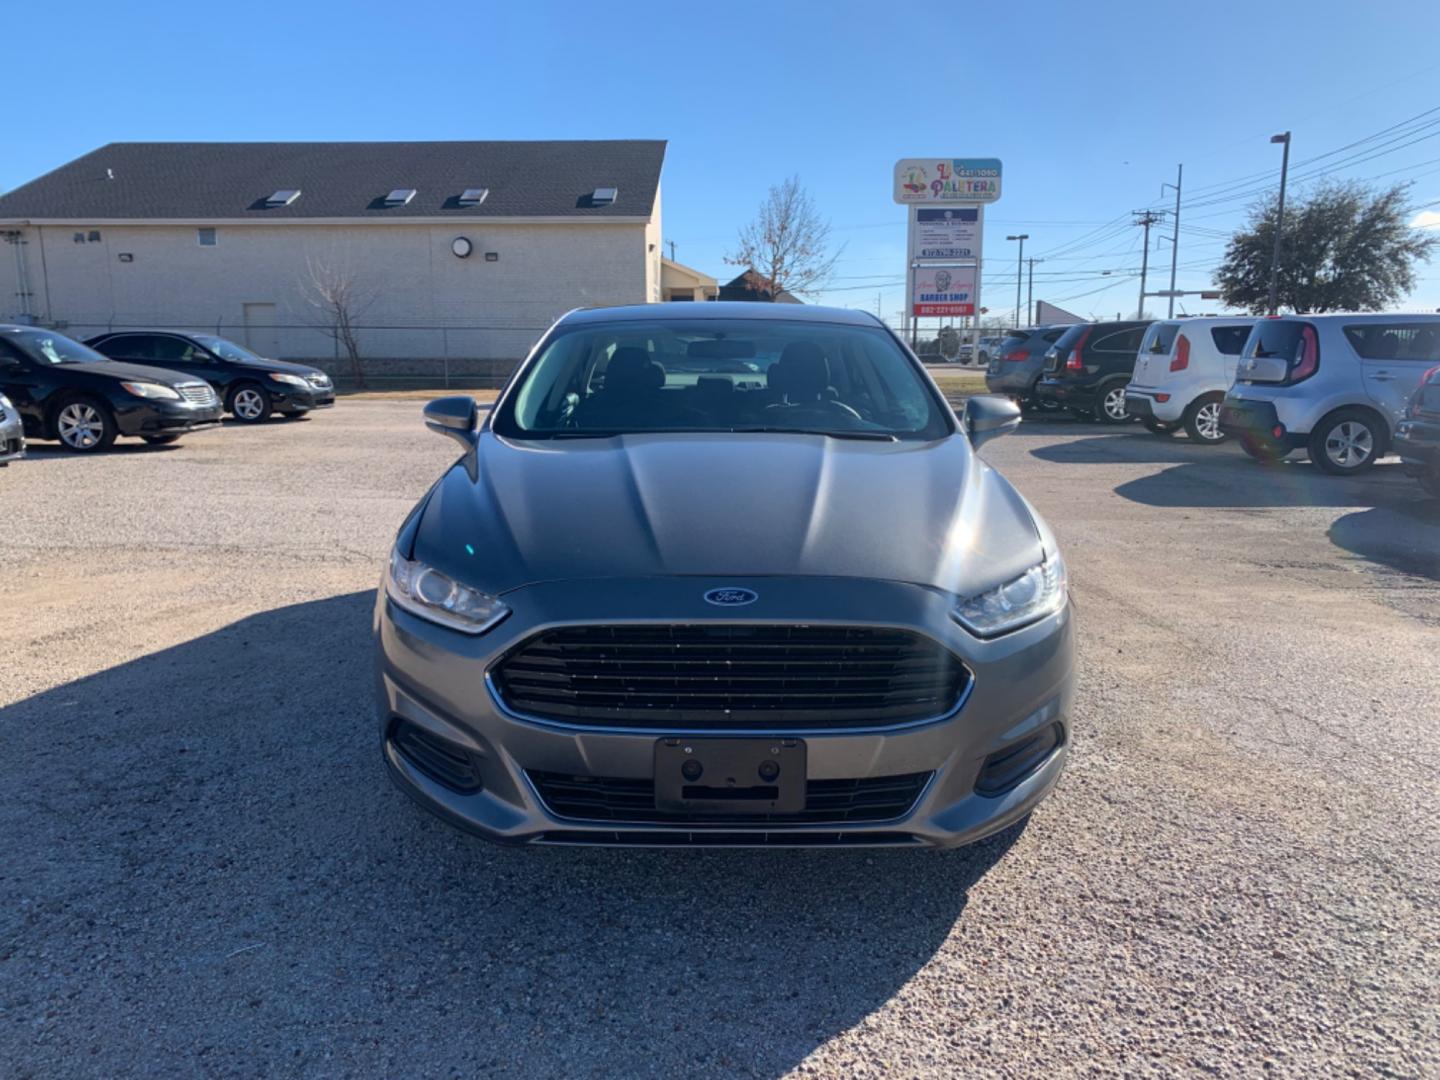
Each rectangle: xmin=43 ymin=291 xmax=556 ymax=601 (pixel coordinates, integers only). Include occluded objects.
xmin=704 ymin=587 xmax=758 ymax=607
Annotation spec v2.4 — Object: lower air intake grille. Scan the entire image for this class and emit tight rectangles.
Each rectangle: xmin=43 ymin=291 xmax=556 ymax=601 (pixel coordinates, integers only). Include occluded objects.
xmin=529 ymin=770 xmax=931 ymax=825
xmin=390 ymin=719 xmax=482 ymax=794
xmin=492 ymin=625 xmax=969 ymax=729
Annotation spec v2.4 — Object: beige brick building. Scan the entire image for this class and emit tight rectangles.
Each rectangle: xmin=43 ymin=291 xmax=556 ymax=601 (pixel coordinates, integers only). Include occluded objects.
xmin=0 ymin=141 xmax=665 ymax=378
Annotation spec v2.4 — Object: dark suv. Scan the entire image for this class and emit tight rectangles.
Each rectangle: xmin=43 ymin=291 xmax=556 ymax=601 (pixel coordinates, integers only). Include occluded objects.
xmin=1034 ymin=320 xmax=1153 ymax=422
xmin=86 ymin=331 xmax=334 ymax=423
xmin=985 ymin=325 xmax=1070 ymax=408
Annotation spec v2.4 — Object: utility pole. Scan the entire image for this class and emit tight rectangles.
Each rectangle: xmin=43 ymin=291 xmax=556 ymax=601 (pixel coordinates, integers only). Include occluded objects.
xmin=1026 ymin=258 xmax=1043 ymax=326
xmin=666 ymin=240 xmax=676 ymax=262
xmin=1267 ymin=132 xmax=1292 ymax=315
xmin=1005 ymin=234 xmax=1028 ymax=328
xmin=1132 ymin=210 xmax=1163 ymax=319
xmin=1162 ymin=165 xmax=1182 ymax=318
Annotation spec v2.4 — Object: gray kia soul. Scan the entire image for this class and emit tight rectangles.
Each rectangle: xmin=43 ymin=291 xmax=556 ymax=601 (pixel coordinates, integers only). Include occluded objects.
xmin=375 ymin=303 xmax=1074 ymax=848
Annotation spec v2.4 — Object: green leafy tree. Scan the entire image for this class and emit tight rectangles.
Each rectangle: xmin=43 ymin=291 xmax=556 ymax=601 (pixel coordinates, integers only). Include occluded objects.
xmin=1216 ymin=181 xmax=1436 ymax=313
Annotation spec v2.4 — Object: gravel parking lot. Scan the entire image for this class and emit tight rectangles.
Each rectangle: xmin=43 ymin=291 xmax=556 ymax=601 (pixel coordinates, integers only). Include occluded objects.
xmin=2 ymin=403 xmax=1438 ymax=1078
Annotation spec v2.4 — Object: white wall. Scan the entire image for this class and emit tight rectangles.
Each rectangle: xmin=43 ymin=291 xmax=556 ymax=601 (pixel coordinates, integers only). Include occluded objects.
xmin=0 ymin=219 xmax=652 ymax=368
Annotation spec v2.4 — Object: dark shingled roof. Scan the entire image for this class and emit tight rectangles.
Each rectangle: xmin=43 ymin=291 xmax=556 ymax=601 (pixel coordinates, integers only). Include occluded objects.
xmin=0 ymin=140 xmax=666 ymax=221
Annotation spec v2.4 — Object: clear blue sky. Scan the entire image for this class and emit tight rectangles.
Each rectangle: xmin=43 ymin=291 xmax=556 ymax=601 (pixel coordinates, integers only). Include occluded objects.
xmin=7 ymin=0 xmax=1438 ymax=326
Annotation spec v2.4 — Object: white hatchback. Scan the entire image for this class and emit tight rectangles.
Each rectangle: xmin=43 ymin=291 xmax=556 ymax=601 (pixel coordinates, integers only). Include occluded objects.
xmin=1125 ymin=317 xmax=1256 ymax=443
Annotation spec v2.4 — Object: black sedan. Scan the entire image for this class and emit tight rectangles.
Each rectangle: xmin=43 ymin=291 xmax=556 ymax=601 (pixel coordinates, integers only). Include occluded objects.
xmin=86 ymin=331 xmax=335 ymax=423
xmin=0 ymin=326 xmax=222 ymax=452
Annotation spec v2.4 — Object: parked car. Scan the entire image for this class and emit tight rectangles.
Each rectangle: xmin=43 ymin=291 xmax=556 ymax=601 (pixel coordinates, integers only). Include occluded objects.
xmin=377 ymin=302 xmax=1073 ymax=848
xmin=1220 ymin=314 xmax=1440 ymax=474
xmin=0 ymin=326 xmax=222 ymax=452
xmin=0 ymin=391 xmax=24 ymax=465
xmin=976 ymin=336 xmax=1006 ymax=366
xmin=1125 ymin=317 xmax=1256 ymax=443
xmin=985 ymin=325 xmax=1069 ymax=408
xmin=1034 ymin=320 xmax=1153 ymax=422
xmin=86 ymin=331 xmax=334 ymax=423
xmin=1395 ymin=362 xmax=1440 ymax=496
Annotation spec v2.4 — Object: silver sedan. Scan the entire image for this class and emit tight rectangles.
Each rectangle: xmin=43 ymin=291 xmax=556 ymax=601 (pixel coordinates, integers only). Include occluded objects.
xmin=375 ymin=303 xmax=1074 ymax=848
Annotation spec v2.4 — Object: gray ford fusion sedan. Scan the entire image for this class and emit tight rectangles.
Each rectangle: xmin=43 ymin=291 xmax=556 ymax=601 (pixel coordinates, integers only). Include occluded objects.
xmin=375 ymin=302 xmax=1074 ymax=848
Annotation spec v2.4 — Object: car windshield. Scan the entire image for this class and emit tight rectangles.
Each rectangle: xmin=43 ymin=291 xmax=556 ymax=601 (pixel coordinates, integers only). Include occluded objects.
xmin=9 ymin=329 xmax=107 ymax=365
xmin=191 ymin=334 xmax=265 ymax=363
xmin=493 ymin=318 xmax=952 ymax=441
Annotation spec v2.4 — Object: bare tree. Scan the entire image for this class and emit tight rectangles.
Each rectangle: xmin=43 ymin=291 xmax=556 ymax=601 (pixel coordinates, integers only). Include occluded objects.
xmin=301 ymin=256 xmax=375 ymax=388
xmin=726 ymin=176 xmax=842 ymax=299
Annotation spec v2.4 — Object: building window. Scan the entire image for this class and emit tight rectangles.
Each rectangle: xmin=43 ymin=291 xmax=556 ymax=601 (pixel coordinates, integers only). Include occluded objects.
xmin=197 ymin=228 xmax=217 ymax=247
xmin=87 ymin=230 xmax=102 ymax=243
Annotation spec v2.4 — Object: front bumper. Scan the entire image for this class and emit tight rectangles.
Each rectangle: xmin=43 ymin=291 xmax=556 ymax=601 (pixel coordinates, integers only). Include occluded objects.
xmin=114 ymin=399 xmax=224 ymax=436
xmin=271 ymin=384 xmax=336 ymax=412
xmin=0 ymin=415 xmax=24 ymax=463
xmin=1218 ymin=396 xmax=1304 ymax=449
xmin=375 ymin=576 xmax=1075 ymax=848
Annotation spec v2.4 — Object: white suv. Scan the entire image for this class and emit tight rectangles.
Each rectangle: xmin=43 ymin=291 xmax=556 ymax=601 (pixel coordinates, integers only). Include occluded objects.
xmin=1125 ymin=317 xmax=1256 ymax=443
xmin=1219 ymin=313 xmax=1440 ymax=474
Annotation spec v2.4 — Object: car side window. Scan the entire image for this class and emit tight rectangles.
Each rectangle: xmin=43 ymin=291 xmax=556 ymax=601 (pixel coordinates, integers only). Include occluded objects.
xmin=153 ymin=336 xmax=203 ymax=362
xmin=1343 ymin=323 xmax=1440 ymax=362
xmin=1209 ymin=327 xmax=1250 ymax=355
xmin=0 ymin=339 xmax=27 ymax=367
xmin=1093 ymin=327 xmax=1146 ymax=352
xmin=102 ymin=334 xmax=158 ymax=360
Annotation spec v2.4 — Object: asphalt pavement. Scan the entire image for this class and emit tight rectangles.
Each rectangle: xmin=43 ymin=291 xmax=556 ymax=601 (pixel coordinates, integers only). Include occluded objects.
xmin=1 ymin=404 xmax=1437 ymax=1078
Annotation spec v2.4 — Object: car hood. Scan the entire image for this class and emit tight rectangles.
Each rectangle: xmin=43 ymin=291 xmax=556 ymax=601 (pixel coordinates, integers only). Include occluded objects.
xmin=410 ymin=432 xmax=1045 ymax=596
xmin=233 ymin=357 xmax=323 ymax=377
xmin=64 ymin=360 xmax=206 ymax=386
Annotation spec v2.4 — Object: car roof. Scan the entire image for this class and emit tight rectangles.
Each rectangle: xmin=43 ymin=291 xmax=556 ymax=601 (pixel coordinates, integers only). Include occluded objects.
xmin=556 ymin=302 xmax=886 ymax=328
xmin=1260 ymin=312 xmax=1440 ymax=324
xmin=1172 ymin=316 xmax=1256 ymax=327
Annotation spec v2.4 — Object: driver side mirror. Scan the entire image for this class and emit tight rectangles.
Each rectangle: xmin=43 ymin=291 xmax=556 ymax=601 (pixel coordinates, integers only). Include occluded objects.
xmin=423 ymin=395 xmax=478 ymax=449
xmin=962 ymin=394 xmax=1022 ymax=449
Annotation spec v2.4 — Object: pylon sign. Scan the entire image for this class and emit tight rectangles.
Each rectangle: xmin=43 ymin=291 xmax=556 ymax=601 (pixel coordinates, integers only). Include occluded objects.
xmin=897 ymin=158 xmax=1000 ymax=335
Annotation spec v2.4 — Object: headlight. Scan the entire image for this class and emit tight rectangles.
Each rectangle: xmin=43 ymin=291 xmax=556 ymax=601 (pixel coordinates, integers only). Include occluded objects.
xmin=269 ymin=373 xmax=308 ymax=387
xmin=953 ymin=552 xmax=1067 ymax=637
xmin=120 ymin=381 xmax=181 ymax=400
xmin=386 ymin=548 xmax=509 ymax=634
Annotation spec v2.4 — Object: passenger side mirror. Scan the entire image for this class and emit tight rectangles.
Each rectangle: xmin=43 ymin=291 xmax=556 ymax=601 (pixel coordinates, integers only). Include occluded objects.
xmin=423 ymin=395 xmax=478 ymax=449
xmin=962 ymin=394 xmax=1022 ymax=449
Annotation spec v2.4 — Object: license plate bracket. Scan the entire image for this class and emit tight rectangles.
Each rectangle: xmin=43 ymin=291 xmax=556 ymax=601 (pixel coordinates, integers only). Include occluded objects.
xmin=654 ymin=737 xmax=806 ymax=815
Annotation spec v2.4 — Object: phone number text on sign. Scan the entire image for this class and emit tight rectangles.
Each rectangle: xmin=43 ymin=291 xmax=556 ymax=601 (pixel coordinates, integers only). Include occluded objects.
xmin=912 ymin=266 xmax=976 ymax=316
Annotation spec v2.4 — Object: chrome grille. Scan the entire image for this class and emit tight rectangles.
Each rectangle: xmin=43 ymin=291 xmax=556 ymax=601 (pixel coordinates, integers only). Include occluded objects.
xmin=492 ymin=624 xmax=970 ymax=730
xmin=177 ymin=382 xmax=218 ymax=406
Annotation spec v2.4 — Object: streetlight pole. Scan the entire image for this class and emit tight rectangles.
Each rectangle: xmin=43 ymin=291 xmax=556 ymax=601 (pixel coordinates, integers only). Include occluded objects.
xmin=1026 ymin=257 xmax=1043 ymax=326
xmin=1163 ymin=164 xmax=1182 ymax=318
xmin=1006 ymin=234 xmax=1028 ymax=328
xmin=1267 ymin=132 xmax=1291 ymax=316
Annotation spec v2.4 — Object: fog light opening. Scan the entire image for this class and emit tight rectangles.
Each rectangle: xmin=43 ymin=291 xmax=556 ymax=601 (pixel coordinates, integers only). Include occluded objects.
xmin=389 ymin=717 xmax=483 ymax=794
xmin=975 ymin=723 xmax=1064 ymax=797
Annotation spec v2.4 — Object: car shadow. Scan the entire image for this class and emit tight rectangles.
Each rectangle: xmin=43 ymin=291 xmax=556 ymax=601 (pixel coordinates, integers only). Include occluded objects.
xmin=1328 ymin=498 xmax=1440 ymax=581
xmin=0 ymin=592 xmax=1022 ymax=1077
xmin=14 ymin=440 xmax=187 ymax=460
xmin=1113 ymin=456 xmax=1424 ymax=510
xmin=1027 ymin=429 xmax=1221 ymax=462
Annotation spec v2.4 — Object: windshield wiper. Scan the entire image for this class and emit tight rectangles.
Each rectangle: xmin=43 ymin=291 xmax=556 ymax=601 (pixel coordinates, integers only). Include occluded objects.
xmin=729 ymin=427 xmax=898 ymax=441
